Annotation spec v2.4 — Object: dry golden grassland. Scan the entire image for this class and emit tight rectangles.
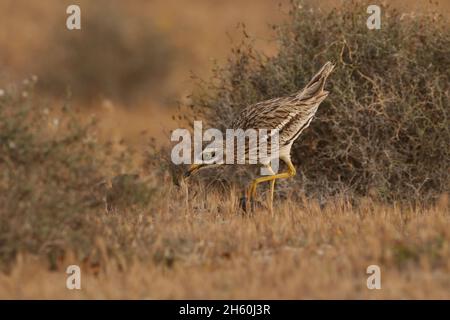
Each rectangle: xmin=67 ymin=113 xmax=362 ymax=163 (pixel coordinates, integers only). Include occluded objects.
xmin=1 ymin=0 xmax=449 ymax=300
xmin=1 ymin=188 xmax=448 ymax=299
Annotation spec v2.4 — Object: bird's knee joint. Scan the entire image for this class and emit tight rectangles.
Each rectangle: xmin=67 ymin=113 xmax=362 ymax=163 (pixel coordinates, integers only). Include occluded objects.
xmin=289 ymin=168 xmax=296 ymax=176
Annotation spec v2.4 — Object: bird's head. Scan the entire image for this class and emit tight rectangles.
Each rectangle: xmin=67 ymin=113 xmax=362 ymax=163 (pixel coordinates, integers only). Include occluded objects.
xmin=184 ymin=147 xmax=225 ymax=178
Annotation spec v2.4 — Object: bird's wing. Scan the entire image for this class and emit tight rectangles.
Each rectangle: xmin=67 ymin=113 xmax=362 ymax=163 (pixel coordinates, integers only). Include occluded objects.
xmin=230 ymin=61 xmax=334 ymax=152
xmin=231 ymin=90 xmax=330 ymax=149
xmin=231 ymin=62 xmax=334 ymax=132
xmin=228 ymin=96 xmax=302 ymax=162
xmin=231 ymin=95 xmax=300 ymax=131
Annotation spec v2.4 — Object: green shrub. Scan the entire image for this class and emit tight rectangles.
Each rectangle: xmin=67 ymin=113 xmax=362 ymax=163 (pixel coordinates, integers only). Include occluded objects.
xmin=189 ymin=1 xmax=450 ymax=203
xmin=0 ymin=79 xmax=106 ymax=268
xmin=0 ymin=79 xmax=158 ymax=270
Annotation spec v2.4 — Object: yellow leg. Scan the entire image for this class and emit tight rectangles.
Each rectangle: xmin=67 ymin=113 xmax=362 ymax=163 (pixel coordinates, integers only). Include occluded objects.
xmin=247 ymin=159 xmax=296 ymax=211
xmin=263 ymin=165 xmax=276 ymax=213
xmin=269 ymin=179 xmax=275 ymax=213
xmin=247 ymin=166 xmax=271 ymax=202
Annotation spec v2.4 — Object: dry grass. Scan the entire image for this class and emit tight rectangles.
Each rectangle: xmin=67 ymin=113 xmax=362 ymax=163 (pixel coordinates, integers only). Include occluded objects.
xmin=0 ymin=85 xmax=448 ymax=298
xmin=2 ymin=92 xmax=445 ymax=300
xmin=0 ymin=189 xmax=448 ymax=299
xmin=1 ymin=0 xmax=449 ymax=300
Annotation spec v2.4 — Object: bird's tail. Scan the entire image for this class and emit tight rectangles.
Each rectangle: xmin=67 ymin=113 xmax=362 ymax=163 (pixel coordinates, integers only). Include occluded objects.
xmin=298 ymin=61 xmax=335 ymax=100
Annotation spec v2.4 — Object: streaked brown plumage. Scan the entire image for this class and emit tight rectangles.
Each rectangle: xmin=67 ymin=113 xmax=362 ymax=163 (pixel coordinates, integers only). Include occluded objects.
xmin=231 ymin=62 xmax=333 ymax=160
xmin=185 ymin=61 xmax=334 ymax=212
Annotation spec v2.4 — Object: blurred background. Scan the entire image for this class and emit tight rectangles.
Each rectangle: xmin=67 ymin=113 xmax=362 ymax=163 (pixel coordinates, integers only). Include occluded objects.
xmin=0 ymin=0 xmax=289 ymax=147
xmin=0 ymin=1 xmax=449 ymax=298
xmin=0 ymin=0 xmax=448 ymax=147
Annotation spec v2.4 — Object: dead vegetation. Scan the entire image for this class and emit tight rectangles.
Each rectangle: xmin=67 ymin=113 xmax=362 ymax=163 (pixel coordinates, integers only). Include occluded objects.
xmin=0 ymin=190 xmax=449 ymax=299
xmin=0 ymin=1 xmax=449 ymax=299
xmin=189 ymin=1 xmax=450 ymax=203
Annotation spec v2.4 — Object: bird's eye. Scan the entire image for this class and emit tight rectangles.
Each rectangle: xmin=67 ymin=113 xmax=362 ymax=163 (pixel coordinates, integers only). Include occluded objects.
xmin=203 ymin=151 xmax=216 ymax=161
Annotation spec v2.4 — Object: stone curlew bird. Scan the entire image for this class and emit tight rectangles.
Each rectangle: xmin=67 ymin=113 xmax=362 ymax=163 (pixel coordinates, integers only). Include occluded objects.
xmin=184 ymin=61 xmax=334 ymax=211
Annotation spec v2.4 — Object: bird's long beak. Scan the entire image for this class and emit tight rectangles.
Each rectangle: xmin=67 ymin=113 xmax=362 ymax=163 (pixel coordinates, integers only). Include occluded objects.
xmin=184 ymin=163 xmax=202 ymax=178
